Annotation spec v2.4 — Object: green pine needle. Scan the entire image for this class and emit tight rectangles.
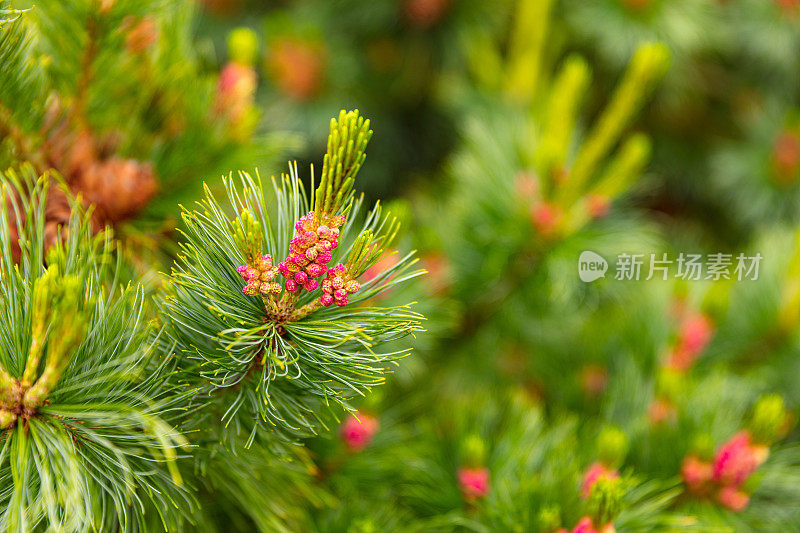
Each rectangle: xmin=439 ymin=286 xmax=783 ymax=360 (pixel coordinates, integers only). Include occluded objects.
xmin=0 ymin=166 xmax=191 ymax=531
xmin=162 ymin=114 xmax=422 ymax=446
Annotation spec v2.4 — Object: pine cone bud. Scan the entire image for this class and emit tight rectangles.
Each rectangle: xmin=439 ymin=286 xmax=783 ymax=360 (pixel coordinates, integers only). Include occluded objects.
xmin=713 ymin=431 xmax=763 ymax=487
xmin=267 ymin=38 xmax=325 ymax=100
xmin=260 ymin=282 xmax=281 ymax=295
xmin=717 ymin=485 xmax=750 ymax=512
xmin=585 ymin=194 xmax=610 ymax=219
xmin=581 ymin=462 xmax=619 ymax=499
xmin=258 ymin=254 xmax=274 ymax=269
xmin=681 ymin=455 xmax=714 ymax=493
xmin=457 ymin=466 xmax=490 ymax=501
xmin=307 ymin=263 xmax=325 ymax=277
xmin=243 ymin=280 xmax=261 ymax=296
xmin=340 ymin=412 xmax=379 ymax=452
xmin=531 ymin=201 xmax=563 ymax=236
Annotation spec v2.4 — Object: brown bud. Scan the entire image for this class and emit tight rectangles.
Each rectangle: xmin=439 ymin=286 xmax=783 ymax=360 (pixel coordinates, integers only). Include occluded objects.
xmin=77 ymin=157 xmax=157 ymax=226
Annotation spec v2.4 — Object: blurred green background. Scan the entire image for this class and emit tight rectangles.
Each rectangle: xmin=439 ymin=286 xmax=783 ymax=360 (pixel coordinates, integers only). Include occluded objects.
xmin=4 ymin=0 xmax=800 ymax=530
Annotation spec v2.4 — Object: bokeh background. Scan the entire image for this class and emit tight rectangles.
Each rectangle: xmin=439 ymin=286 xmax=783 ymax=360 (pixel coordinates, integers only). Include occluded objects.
xmin=4 ymin=0 xmax=800 ymax=530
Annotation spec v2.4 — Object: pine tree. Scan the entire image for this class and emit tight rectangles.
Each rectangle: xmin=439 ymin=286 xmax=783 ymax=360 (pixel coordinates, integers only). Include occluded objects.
xmin=0 ymin=0 xmax=296 ymax=275
xmin=4 ymin=0 xmax=800 ymax=531
xmin=1 ymin=103 xmax=423 ymax=530
xmin=0 ymin=168 xmax=189 ymax=531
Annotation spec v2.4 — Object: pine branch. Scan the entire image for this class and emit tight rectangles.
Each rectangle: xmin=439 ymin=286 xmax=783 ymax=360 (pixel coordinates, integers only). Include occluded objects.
xmin=504 ymin=0 xmax=554 ymax=105
xmin=0 ymin=166 xmax=190 ymax=531
xmin=558 ymin=42 xmax=670 ymax=205
xmin=162 ymin=111 xmax=423 ymax=446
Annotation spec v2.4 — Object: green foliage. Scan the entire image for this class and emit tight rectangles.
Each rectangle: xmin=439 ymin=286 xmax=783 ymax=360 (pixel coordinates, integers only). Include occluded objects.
xmin=162 ymin=111 xmax=424 ymax=446
xmin=0 ymin=0 xmax=298 ymax=264
xmin=0 ymin=2 xmax=44 ymax=145
xmin=4 ymin=0 xmax=800 ymax=530
xmin=559 ymin=42 xmax=669 ymax=204
xmin=187 ymin=440 xmax=329 ymax=533
xmin=0 ymin=167 xmax=189 ymax=532
xmin=586 ymin=477 xmax=625 ymax=527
